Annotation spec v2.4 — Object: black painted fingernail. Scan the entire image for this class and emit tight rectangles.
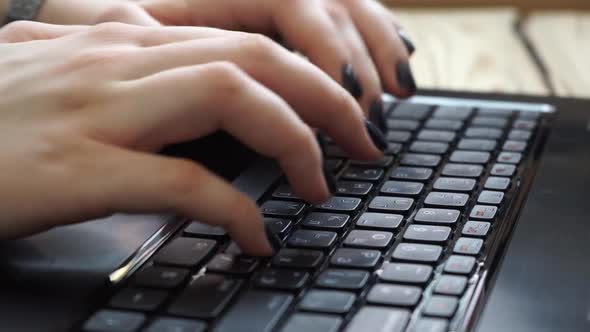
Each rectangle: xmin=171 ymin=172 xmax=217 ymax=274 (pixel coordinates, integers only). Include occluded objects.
xmin=341 ymin=63 xmax=364 ymax=99
xmin=323 ymin=162 xmax=338 ymax=194
xmin=398 ymin=30 xmax=416 ymax=55
xmin=369 ymin=100 xmax=387 ymax=133
xmin=396 ymin=62 xmax=417 ymax=95
xmin=365 ymin=120 xmax=388 ymax=151
xmin=265 ymin=225 xmax=283 ymax=253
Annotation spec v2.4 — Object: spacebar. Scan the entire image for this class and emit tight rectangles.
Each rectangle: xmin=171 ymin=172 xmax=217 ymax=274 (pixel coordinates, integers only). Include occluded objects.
xmin=213 ymin=290 xmax=293 ymax=332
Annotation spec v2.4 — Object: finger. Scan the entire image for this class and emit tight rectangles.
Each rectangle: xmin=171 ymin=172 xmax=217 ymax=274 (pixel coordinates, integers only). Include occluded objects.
xmin=108 ymin=34 xmax=384 ymax=160
xmin=85 ymin=62 xmax=331 ymax=203
xmin=271 ymin=1 xmax=364 ymax=101
xmin=340 ymin=0 xmax=417 ymax=98
xmin=0 ymin=21 xmax=88 ymax=42
xmin=329 ymin=5 xmax=386 ymax=128
xmin=95 ymin=144 xmax=274 ymax=256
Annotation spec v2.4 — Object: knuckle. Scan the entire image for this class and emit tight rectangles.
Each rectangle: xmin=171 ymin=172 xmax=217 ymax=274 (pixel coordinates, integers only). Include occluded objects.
xmin=95 ymin=3 xmax=143 ymax=22
xmin=238 ymin=33 xmax=282 ymax=63
xmin=327 ymin=3 xmax=350 ymax=23
xmin=164 ymin=160 xmax=201 ymax=199
xmin=0 ymin=21 xmax=40 ymax=42
xmin=88 ymin=22 xmax=137 ymax=43
xmin=203 ymin=62 xmax=249 ymax=99
xmin=288 ymin=125 xmax=317 ymax=155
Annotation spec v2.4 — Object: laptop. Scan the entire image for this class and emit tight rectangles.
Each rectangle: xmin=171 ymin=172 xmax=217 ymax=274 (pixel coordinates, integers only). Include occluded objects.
xmin=1 ymin=90 xmax=589 ymax=332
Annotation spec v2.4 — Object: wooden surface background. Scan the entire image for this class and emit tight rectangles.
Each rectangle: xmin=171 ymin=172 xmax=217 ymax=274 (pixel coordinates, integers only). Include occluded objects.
xmin=387 ymin=5 xmax=590 ymax=98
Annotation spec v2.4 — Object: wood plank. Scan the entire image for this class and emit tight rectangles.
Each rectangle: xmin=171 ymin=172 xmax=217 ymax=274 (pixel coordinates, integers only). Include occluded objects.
xmin=391 ymin=8 xmax=548 ymax=95
xmin=523 ymin=11 xmax=590 ymax=97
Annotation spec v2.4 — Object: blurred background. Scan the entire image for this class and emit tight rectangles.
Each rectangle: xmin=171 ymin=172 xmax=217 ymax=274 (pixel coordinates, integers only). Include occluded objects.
xmin=379 ymin=0 xmax=589 ymax=98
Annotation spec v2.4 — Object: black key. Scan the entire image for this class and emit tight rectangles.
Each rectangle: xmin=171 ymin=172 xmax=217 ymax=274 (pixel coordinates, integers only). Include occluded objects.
xmin=272 ymin=249 xmax=324 ymax=269
xmin=409 ymin=141 xmax=449 ymax=154
xmin=330 ymin=248 xmax=381 ymax=269
xmin=298 ymin=289 xmax=356 ymax=314
xmin=478 ymin=190 xmax=504 ymax=205
xmin=367 ymin=284 xmax=422 ymax=307
xmin=454 ymin=237 xmax=484 ymax=255
xmin=144 ymin=317 xmax=207 ymax=332
xmin=423 ymin=296 xmax=458 ymax=318
xmin=416 ymin=130 xmax=456 ymax=142
xmin=351 ymin=156 xmax=394 ymax=168
xmin=441 ymin=164 xmax=483 ymax=178
xmin=254 ymin=269 xmax=309 ymax=291
xmin=153 ymin=237 xmax=216 ymax=267
xmin=414 ymin=208 xmax=460 ymax=225
xmin=83 ymin=310 xmax=145 ymax=332
xmin=134 ymin=266 xmax=189 ymax=288
xmin=503 ymin=140 xmax=527 ymax=152
xmin=403 ymin=225 xmax=451 ymax=243
xmin=272 ymin=184 xmax=301 ymax=200
xmin=513 ymin=119 xmax=537 ymax=130
xmin=184 ymin=222 xmax=227 ymax=239
xmin=433 ymin=177 xmax=476 ymax=192
xmin=356 ymin=212 xmax=403 ymax=231
xmin=387 ymin=119 xmax=420 ymax=131
xmin=508 ymin=129 xmax=532 ymax=141
xmin=464 ymin=127 xmax=503 ymax=139
xmin=281 ymin=313 xmax=342 ymax=332
xmin=335 ymin=181 xmax=373 ymax=197
xmin=324 ymin=144 xmax=348 ymax=158
xmin=344 ymin=230 xmax=394 ymax=249
xmin=449 ymin=151 xmax=490 ymax=164
xmin=433 ymin=106 xmax=472 ymax=120
xmin=385 ymin=143 xmax=403 ymax=155
xmin=301 ymin=212 xmax=350 ymax=231
xmin=490 ymin=163 xmax=516 ymax=176
xmin=434 ymin=275 xmax=468 ymax=296
xmin=287 ymin=230 xmax=338 ymax=250
xmin=457 ymin=138 xmax=497 ymax=151
xmin=471 ymin=116 xmax=508 ymax=128
xmin=168 ymin=275 xmax=241 ymax=319
xmin=392 ymin=243 xmax=443 ymax=263
xmin=316 ymin=269 xmax=370 ymax=290
xmin=401 ymin=153 xmax=441 ymax=167
xmin=413 ymin=318 xmax=449 ymax=332
xmin=461 ymin=221 xmax=491 ymax=237
xmin=387 ymin=130 xmax=412 ymax=143
xmin=261 ymin=200 xmax=305 ymax=217
xmin=214 ymin=291 xmax=293 ymax=332
xmin=206 ymin=253 xmax=259 ymax=275
xmin=497 ymin=151 xmax=522 ymax=164
xmin=470 ymin=205 xmax=498 ymax=220
xmin=391 ymin=103 xmax=432 ymax=120
xmin=424 ymin=118 xmax=463 ymax=131
xmin=264 ymin=218 xmax=292 ymax=237
xmin=341 ymin=167 xmax=384 ymax=181
xmin=424 ymin=192 xmax=469 ymax=208
xmin=316 ymin=197 xmax=362 ymax=213
xmin=444 ymin=255 xmax=477 ymax=274
xmin=478 ymin=107 xmax=513 ymax=117
xmin=325 ymin=158 xmax=344 ymax=172
xmin=110 ymin=288 xmax=167 ymax=312
xmin=484 ymin=177 xmax=511 ymax=190
xmin=379 ymin=263 xmax=432 ymax=284
xmin=345 ymin=307 xmax=410 ymax=332
xmin=381 ymin=181 xmax=424 ymax=196
xmin=391 ymin=167 xmax=433 ymax=181
xmin=369 ymin=196 xmax=414 ymax=213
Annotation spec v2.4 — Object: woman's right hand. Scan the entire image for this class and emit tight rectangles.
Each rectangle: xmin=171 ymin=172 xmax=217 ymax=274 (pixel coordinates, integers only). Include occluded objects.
xmin=0 ymin=22 xmax=385 ymax=255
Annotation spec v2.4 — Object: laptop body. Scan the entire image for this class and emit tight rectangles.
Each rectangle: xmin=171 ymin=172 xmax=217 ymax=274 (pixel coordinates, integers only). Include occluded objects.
xmin=1 ymin=90 xmax=589 ymax=332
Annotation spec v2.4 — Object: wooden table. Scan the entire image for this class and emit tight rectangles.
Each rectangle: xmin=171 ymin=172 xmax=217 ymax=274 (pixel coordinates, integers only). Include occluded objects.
xmin=388 ymin=7 xmax=590 ymax=98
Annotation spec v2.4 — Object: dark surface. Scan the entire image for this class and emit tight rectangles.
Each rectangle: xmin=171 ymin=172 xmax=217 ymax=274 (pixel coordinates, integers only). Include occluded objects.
xmin=1 ymin=91 xmax=589 ymax=331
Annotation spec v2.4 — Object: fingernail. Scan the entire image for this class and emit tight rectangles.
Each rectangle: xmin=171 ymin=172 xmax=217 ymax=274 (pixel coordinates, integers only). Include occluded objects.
xmin=264 ymin=225 xmax=283 ymax=253
xmin=369 ymin=100 xmax=387 ymax=133
xmin=365 ymin=120 xmax=388 ymax=151
xmin=398 ymin=30 xmax=416 ymax=55
xmin=396 ymin=62 xmax=417 ymax=95
xmin=341 ymin=63 xmax=364 ymax=99
xmin=323 ymin=162 xmax=338 ymax=194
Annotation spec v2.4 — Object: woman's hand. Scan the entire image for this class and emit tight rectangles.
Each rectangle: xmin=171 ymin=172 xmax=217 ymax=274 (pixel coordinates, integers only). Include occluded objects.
xmin=138 ymin=0 xmax=417 ymax=118
xmin=0 ymin=21 xmax=384 ymax=255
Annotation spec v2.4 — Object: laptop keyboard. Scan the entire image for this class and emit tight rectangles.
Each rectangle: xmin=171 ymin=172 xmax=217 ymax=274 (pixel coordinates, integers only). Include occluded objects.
xmin=81 ymin=97 xmax=551 ymax=332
